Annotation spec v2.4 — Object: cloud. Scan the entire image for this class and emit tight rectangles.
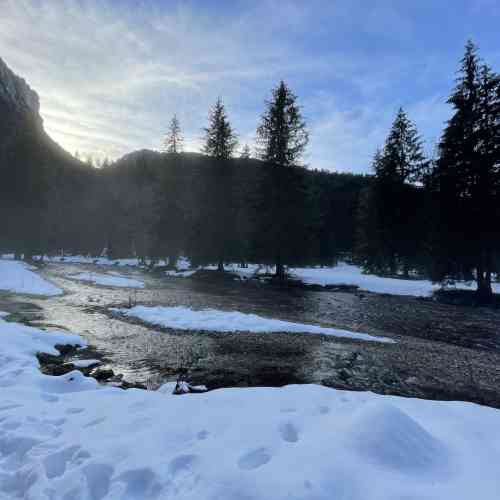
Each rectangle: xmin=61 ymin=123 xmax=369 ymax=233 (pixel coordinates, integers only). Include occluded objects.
xmin=1 ymin=0 xmax=493 ymax=171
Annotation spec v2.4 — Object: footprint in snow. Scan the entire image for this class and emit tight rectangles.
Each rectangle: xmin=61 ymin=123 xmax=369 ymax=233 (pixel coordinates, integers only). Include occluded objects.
xmin=41 ymin=393 xmax=59 ymax=403
xmin=83 ymin=417 xmax=107 ymax=428
xmin=169 ymin=454 xmax=199 ymax=475
xmin=238 ymin=447 xmax=272 ymax=470
xmin=66 ymin=407 xmax=85 ymax=415
xmin=279 ymin=422 xmax=299 ymax=443
xmin=197 ymin=430 xmax=209 ymax=440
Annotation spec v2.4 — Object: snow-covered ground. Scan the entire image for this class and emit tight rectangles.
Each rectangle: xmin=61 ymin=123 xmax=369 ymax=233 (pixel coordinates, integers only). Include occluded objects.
xmin=0 ymin=259 xmax=62 ymax=296
xmin=292 ymin=263 xmax=500 ymax=297
xmin=69 ymin=272 xmax=145 ymax=289
xmin=291 ymin=263 xmax=439 ymax=296
xmin=115 ymin=305 xmax=393 ymax=343
xmin=161 ymin=260 xmax=495 ymax=298
xmin=6 ymin=253 xmax=498 ymax=298
xmin=66 ymin=359 xmax=101 ymax=368
xmin=0 ymin=312 xmax=499 ymax=499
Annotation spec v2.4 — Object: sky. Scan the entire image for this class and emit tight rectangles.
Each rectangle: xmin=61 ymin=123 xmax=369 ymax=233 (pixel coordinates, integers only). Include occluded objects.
xmin=1 ymin=0 xmax=500 ymax=173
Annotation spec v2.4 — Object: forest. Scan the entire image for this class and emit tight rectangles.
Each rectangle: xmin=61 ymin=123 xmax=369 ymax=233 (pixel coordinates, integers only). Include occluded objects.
xmin=1 ymin=41 xmax=499 ymax=301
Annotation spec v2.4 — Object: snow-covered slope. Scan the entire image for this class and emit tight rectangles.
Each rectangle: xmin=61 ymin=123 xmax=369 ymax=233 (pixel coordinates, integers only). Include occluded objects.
xmin=0 ymin=313 xmax=499 ymax=499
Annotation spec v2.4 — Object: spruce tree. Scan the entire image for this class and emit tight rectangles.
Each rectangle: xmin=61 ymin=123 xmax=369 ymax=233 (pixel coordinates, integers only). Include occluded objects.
xmin=163 ymin=114 xmax=183 ymax=154
xmin=202 ymin=98 xmax=237 ymax=160
xmin=256 ymin=81 xmax=308 ymax=166
xmin=430 ymin=41 xmax=500 ymax=302
xmin=198 ymin=98 xmax=238 ymax=271
xmin=357 ymin=109 xmax=427 ymax=275
xmin=254 ymin=81 xmax=310 ymax=280
xmin=379 ymin=107 xmax=426 ymax=183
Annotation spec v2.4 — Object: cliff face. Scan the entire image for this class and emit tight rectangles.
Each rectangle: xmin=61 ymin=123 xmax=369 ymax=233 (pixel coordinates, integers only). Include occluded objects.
xmin=0 ymin=57 xmax=40 ymax=115
xmin=0 ymin=58 xmax=45 ymax=164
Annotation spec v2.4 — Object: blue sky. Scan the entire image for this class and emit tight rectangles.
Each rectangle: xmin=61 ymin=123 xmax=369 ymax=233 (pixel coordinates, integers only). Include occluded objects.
xmin=2 ymin=0 xmax=499 ymax=173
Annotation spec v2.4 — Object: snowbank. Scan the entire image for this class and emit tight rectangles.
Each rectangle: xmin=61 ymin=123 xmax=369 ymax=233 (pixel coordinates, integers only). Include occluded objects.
xmin=1 ymin=313 xmax=499 ymax=499
xmin=69 ymin=271 xmax=144 ymax=288
xmin=291 ymin=262 xmax=500 ymax=297
xmin=290 ymin=263 xmax=438 ymax=296
xmin=0 ymin=259 xmax=62 ymax=296
xmin=115 ymin=305 xmax=393 ymax=343
xmin=67 ymin=359 xmax=101 ymax=368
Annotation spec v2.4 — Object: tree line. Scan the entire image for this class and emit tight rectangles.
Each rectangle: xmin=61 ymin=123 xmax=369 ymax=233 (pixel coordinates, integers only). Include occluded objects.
xmin=357 ymin=41 xmax=500 ymax=301
xmin=1 ymin=41 xmax=498 ymax=301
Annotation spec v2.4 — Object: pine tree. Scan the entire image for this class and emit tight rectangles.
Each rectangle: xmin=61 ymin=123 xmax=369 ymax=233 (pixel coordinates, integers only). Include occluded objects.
xmin=256 ymin=81 xmax=309 ymax=166
xmin=163 ymin=114 xmax=183 ymax=154
xmin=379 ymin=107 xmax=426 ymax=183
xmin=253 ymin=81 xmax=310 ymax=280
xmin=429 ymin=41 xmax=500 ymax=302
xmin=357 ymin=109 xmax=427 ymax=275
xmin=197 ymin=98 xmax=238 ymax=271
xmin=202 ymin=98 xmax=237 ymax=160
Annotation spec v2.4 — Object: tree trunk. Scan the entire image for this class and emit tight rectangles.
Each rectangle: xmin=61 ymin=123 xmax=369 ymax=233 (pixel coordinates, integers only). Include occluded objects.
xmin=217 ymin=260 xmax=224 ymax=272
xmin=275 ymin=260 xmax=286 ymax=281
xmin=402 ymin=260 xmax=409 ymax=279
xmin=476 ymin=258 xmax=493 ymax=304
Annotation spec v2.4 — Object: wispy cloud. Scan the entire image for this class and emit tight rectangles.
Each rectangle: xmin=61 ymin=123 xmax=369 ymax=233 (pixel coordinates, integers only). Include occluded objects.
xmin=1 ymin=0 xmax=498 ymax=171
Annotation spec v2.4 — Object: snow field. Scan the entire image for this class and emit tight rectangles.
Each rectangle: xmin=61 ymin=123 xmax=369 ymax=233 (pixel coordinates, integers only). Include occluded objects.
xmin=0 ymin=312 xmax=500 ymax=499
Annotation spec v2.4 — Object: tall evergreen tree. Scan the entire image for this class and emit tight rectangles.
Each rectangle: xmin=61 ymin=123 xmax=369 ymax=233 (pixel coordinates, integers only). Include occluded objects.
xmin=254 ymin=81 xmax=310 ymax=280
xmin=429 ymin=41 xmax=500 ymax=302
xmin=357 ymin=109 xmax=427 ymax=275
xmin=377 ymin=108 xmax=426 ymax=183
xmin=163 ymin=114 xmax=183 ymax=154
xmin=197 ymin=98 xmax=238 ymax=271
xmin=256 ymin=80 xmax=309 ymax=166
xmin=202 ymin=98 xmax=237 ymax=160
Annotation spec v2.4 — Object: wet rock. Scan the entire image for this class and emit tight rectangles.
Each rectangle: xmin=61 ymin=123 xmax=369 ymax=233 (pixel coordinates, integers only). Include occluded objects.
xmin=92 ymin=368 xmax=114 ymax=381
xmin=37 ymin=352 xmax=63 ymax=365
xmin=173 ymin=381 xmax=209 ymax=395
xmin=120 ymin=380 xmax=147 ymax=390
xmin=39 ymin=361 xmax=75 ymax=376
xmin=55 ymin=344 xmax=80 ymax=356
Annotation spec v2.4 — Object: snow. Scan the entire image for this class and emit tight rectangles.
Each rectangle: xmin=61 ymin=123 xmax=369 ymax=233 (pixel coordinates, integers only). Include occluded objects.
xmin=0 ymin=259 xmax=62 ymax=296
xmin=67 ymin=359 xmax=101 ymax=368
xmin=291 ymin=262 xmax=500 ymax=297
xmin=115 ymin=305 xmax=393 ymax=343
xmin=69 ymin=272 xmax=145 ymax=288
xmin=1 ymin=312 xmax=500 ymax=499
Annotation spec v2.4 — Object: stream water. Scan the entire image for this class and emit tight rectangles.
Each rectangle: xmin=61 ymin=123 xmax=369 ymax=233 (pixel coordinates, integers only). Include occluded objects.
xmin=4 ymin=262 xmax=500 ymax=407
